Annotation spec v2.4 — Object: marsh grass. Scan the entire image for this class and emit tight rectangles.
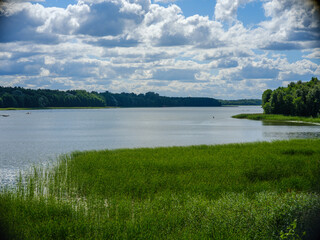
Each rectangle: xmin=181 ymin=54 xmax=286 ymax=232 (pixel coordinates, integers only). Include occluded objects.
xmin=1 ymin=139 xmax=320 ymax=239
xmin=232 ymin=113 xmax=320 ymax=124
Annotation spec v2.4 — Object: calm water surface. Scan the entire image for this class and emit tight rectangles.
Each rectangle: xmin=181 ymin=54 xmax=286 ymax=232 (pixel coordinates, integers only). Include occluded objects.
xmin=1 ymin=106 xmax=319 ymax=184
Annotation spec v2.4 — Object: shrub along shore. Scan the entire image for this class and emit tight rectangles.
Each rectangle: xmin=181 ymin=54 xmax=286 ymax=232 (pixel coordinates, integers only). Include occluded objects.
xmin=1 ymin=139 xmax=320 ymax=239
xmin=232 ymin=113 xmax=320 ymax=125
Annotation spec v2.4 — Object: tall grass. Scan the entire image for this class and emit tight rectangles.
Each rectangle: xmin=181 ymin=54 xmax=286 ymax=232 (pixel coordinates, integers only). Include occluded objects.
xmin=232 ymin=113 xmax=320 ymax=124
xmin=1 ymin=139 xmax=320 ymax=239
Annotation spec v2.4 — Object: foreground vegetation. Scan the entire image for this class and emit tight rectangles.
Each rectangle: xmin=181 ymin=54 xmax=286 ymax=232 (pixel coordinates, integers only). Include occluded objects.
xmin=1 ymin=139 xmax=320 ymax=239
xmin=262 ymin=77 xmax=320 ymax=117
xmin=232 ymin=113 xmax=320 ymax=125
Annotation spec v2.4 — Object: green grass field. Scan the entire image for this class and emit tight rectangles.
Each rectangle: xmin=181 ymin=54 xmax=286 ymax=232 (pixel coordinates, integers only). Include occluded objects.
xmin=1 ymin=139 xmax=320 ymax=239
xmin=232 ymin=113 xmax=320 ymax=124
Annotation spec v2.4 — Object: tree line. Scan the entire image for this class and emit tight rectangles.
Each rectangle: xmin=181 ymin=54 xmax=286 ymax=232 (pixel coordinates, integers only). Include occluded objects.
xmin=100 ymin=91 xmax=223 ymax=107
xmin=262 ymin=77 xmax=320 ymax=117
xmin=0 ymin=87 xmax=223 ymax=108
xmin=0 ymin=87 xmax=106 ymax=108
xmin=219 ymin=99 xmax=261 ymax=106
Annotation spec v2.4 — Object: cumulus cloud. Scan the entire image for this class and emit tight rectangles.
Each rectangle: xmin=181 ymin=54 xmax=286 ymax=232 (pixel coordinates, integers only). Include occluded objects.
xmin=259 ymin=0 xmax=320 ymax=50
xmin=194 ymin=47 xmax=253 ymax=61
xmin=154 ymin=0 xmax=177 ymax=3
xmin=214 ymin=0 xmax=254 ymax=23
xmin=0 ymin=2 xmax=59 ymax=43
xmin=75 ymin=1 xmax=144 ymax=37
xmin=152 ymin=68 xmax=197 ymax=81
xmin=0 ymin=0 xmax=150 ymax=42
xmin=261 ymin=42 xmax=303 ymax=51
xmin=140 ymin=5 xmax=224 ymax=48
xmin=303 ymin=48 xmax=320 ymax=59
xmin=0 ymin=0 xmax=319 ymax=99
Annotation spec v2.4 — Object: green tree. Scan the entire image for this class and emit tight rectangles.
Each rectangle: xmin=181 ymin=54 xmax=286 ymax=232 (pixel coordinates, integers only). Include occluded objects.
xmin=283 ymin=94 xmax=294 ymax=115
xmin=262 ymin=77 xmax=320 ymax=117
xmin=38 ymin=96 xmax=49 ymax=108
xmin=2 ymin=93 xmax=18 ymax=107
xmin=263 ymin=102 xmax=272 ymax=114
xmin=270 ymin=89 xmax=286 ymax=114
xmin=262 ymin=89 xmax=272 ymax=106
xmin=306 ymin=85 xmax=320 ymax=117
xmin=293 ymin=97 xmax=305 ymax=116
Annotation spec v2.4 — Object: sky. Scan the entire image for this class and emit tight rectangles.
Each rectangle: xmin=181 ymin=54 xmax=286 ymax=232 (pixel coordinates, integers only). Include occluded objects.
xmin=0 ymin=0 xmax=319 ymax=99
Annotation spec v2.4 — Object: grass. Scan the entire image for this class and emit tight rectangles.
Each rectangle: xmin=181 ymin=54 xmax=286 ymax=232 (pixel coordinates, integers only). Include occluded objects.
xmin=232 ymin=113 xmax=320 ymax=124
xmin=1 ymin=139 xmax=320 ymax=239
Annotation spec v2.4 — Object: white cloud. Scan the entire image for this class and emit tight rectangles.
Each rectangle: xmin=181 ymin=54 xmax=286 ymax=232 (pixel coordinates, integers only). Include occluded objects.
xmin=214 ymin=0 xmax=254 ymax=23
xmin=39 ymin=67 xmax=50 ymax=77
xmin=303 ymin=49 xmax=320 ymax=59
xmin=195 ymin=72 xmax=214 ymax=82
xmin=37 ymin=3 xmax=90 ymax=35
xmin=0 ymin=52 xmax=12 ymax=59
xmin=154 ymin=0 xmax=177 ymax=3
xmin=259 ymin=0 xmax=320 ymax=50
xmin=0 ymin=0 xmax=319 ymax=99
xmin=140 ymin=5 xmax=224 ymax=48
xmin=194 ymin=47 xmax=253 ymax=61
xmin=44 ymin=56 xmax=55 ymax=65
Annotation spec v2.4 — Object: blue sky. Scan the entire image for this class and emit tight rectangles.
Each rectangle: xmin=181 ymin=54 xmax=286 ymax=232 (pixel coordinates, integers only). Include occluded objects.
xmin=0 ymin=0 xmax=319 ymax=99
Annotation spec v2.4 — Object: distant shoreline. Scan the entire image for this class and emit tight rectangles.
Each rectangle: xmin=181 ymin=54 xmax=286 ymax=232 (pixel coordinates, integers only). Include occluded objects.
xmin=0 ymin=105 xmax=261 ymax=111
xmin=0 ymin=107 xmax=115 ymax=111
xmin=0 ymin=86 xmax=261 ymax=108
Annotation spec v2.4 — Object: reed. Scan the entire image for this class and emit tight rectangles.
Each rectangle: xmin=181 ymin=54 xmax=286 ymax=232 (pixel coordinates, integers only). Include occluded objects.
xmin=1 ymin=139 xmax=320 ymax=239
xmin=232 ymin=113 xmax=320 ymax=124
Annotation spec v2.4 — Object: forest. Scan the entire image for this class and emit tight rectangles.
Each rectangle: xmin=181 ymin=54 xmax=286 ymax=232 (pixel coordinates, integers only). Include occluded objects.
xmin=100 ymin=91 xmax=221 ymax=107
xmin=0 ymin=87 xmax=221 ymax=108
xmin=219 ymin=99 xmax=261 ymax=106
xmin=0 ymin=86 xmax=260 ymax=108
xmin=0 ymin=87 xmax=106 ymax=108
xmin=262 ymin=77 xmax=320 ymax=117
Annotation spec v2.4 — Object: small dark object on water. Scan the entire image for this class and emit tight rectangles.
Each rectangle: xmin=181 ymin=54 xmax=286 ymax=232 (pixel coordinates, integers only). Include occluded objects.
xmin=212 ymin=116 xmax=214 ymax=119
xmin=1 ymin=114 xmax=9 ymax=117
xmin=26 ymin=112 xmax=31 ymax=114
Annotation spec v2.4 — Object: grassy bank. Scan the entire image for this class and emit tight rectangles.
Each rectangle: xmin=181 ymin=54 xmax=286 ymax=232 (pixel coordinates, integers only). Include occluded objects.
xmin=1 ymin=140 xmax=320 ymax=239
xmin=232 ymin=113 xmax=320 ymax=124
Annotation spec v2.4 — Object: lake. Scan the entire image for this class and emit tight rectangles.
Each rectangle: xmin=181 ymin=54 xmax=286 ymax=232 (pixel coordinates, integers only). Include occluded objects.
xmin=1 ymin=106 xmax=319 ymax=185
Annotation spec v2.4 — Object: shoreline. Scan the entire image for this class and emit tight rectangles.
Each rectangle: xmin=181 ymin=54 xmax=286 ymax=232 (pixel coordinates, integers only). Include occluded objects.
xmin=0 ymin=107 xmax=115 ymax=111
xmin=232 ymin=113 xmax=320 ymax=125
xmin=0 ymin=105 xmax=262 ymax=111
